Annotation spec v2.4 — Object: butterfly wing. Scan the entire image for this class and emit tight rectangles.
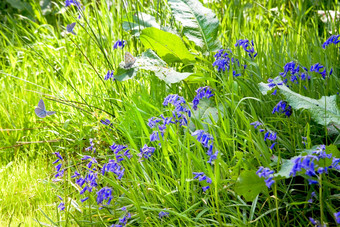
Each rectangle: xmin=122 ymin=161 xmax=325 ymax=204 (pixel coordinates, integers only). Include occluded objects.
xmin=35 ymin=108 xmax=47 ymax=118
xmin=47 ymin=111 xmax=56 ymax=116
xmin=124 ymin=52 xmax=136 ymax=69
xmin=37 ymin=99 xmax=45 ymax=110
xmin=67 ymin=23 xmax=76 ymax=35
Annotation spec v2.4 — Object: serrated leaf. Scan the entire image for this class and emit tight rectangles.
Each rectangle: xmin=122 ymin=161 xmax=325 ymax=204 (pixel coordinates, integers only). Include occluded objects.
xmin=140 ymin=27 xmax=195 ymax=64
xmin=168 ymin=0 xmax=222 ymax=53
xmin=259 ymin=81 xmax=340 ymax=126
xmin=115 ymin=49 xmax=192 ymax=83
xmin=234 ymin=170 xmax=267 ymax=202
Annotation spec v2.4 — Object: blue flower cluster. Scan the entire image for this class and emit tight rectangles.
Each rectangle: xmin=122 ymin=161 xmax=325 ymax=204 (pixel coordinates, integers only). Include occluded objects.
xmin=310 ymin=63 xmax=333 ymax=79
xmin=105 ymin=70 xmax=115 ymax=81
xmin=256 ymin=166 xmax=275 ymax=188
xmin=235 ymin=39 xmax=257 ymax=58
xmin=192 ymin=130 xmax=218 ymax=164
xmin=138 ymin=144 xmax=156 ymax=159
xmin=290 ymin=145 xmax=340 ymax=185
xmin=53 ymin=152 xmax=64 ymax=179
xmin=113 ymin=40 xmax=126 ymax=49
xmin=250 ymin=121 xmax=277 ymax=150
xmin=213 ymin=49 xmax=243 ymax=76
xmin=110 ymin=142 xmax=132 ymax=161
xmin=57 ymin=195 xmax=65 ymax=211
xmin=111 ymin=207 xmax=131 ymax=226
xmin=335 ymin=212 xmax=340 ymax=224
xmin=322 ymin=35 xmax=340 ymax=49
xmin=70 ymin=156 xmax=98 ymax=202
xmin=272 ymin=100 xmax=292 ymax=117
xmin=308 ymin=191 xmax=316 ymax=203
xmin=65 ymin=0 xmax=84 ymax=19
xmin=192 ymin=86 xmax=214 ymax=110
xmin=85 ymin=138 xmax=96 ymax=153
xmin=159 ymin=211 xmax=169 ymax=219
xmin=193 ymin=172 xmax=212 ymax=192
xmin=279 ymin=61 xmax=310 ymax=86
xmin=102 ymin=159 xmax=125 ymax=180
xmin=96 ymin=187 xmax=113 ymax=207
xmin=101 ymin=118 xmax=112 ymax=127
xmin=147 ymin=94 xmax=191 ymax=144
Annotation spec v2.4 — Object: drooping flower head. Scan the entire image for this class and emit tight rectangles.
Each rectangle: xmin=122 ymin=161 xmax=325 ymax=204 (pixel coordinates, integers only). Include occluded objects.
xmin=322 ymin=35 xmax=340 ymax=49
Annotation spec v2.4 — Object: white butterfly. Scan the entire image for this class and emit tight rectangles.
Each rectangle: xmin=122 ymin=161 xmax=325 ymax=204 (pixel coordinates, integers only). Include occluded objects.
xmin=35 ymin=99 xmax=56 ymax=118
xmin=124 ymin=52 xmax=136 ymax=69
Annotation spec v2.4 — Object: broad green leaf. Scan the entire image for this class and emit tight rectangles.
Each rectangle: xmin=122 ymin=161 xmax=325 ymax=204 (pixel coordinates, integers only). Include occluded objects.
xmin=123 ymin=12 xmax=163 ymax=37
xmin=115 ymin=49 xmax=192 ymax=84
xmin=168 ymin=0 xmax=222 ymax=53
xmin=234 ymin=170 xmax=267 ymax=202
xmin=140 ymin=27 xmax=195 ymax=64
xmin=259 ymin=82 xmax=340 ymax=126
xmin=189 ymin=99 xmax=224 ymax=131
xmin=6 ymin=0 xmax=32 ymax=11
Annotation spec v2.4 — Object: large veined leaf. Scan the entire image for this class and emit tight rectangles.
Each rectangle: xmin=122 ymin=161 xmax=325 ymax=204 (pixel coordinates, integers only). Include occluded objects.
xmin=234 ymin=170 xmax=267 ymax=202
xmin=168 ymin=0 xmax=222 ymax=53
xmin=115 ymin=49 xmax=192 ymax=84
xmin=123 ymin=12 xmax=173 ymax=37
xmin=140 ymin=27 xmax=195 ymax=64
xmin=189 ymin=99 xmax=223 ymax=131
xmin=259 ymin=82 xmax=340 ymax=126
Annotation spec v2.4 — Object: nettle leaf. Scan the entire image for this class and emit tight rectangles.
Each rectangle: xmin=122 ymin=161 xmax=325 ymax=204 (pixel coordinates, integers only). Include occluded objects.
xmin=168 ymin=0 xmax=222 ymax=53
xmin=234 ymin=170 xmax=267 ymax=202
xmin=189 ymin=99 xmax=223 ymax=131
xmin=115 ymin=49 xmax=192 ymax=84
xmin=259 ymin=82 xmax=340 ymax=126
xmin=140 ymin=27 xmax=195 ymax=64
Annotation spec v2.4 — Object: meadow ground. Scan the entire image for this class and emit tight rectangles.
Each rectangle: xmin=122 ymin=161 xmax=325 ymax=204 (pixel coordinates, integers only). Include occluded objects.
xmin=0 ymin=0 xmax=340 ymax=226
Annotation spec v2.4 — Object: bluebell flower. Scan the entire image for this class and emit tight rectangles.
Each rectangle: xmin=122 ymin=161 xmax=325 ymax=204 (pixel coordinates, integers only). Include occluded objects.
xmin=82 ymin=155 xmax=97 ymax=168
xmin=272 ymin=100 xmax=292 ymax=117
xmin=58 ymin=202 xmax=65 ymax=211
xmin=207 ymin=151 xmax=218 ymax=164
xmin=102 ymin=159 xmax=125 ymax=180
xmin=250 ymin=121 xmax=262 ymax=129
xmin=119 ymin=212 xmax=131 ymax=225
xmin=65 ymin=0 xmax=81 ymax=8
xmin=256 ymin=166 xmax=275 ymax=188
xmin=138 ymin=144 xmax=156 ymax=159
xmin=334 ymin=212 xmax=340 ymax=224
xmin=113 ymin=40 xmax=126 ymax=49
xmin=309 ymin=217 xmax=317 ymax=225
xmin=81 ymin=197 xmax=89 ymax=203
xmin=104 ymin=70 xmax=114 ymax=80
xmin=96 ymin=187 xmax=113 ymax=206
xmin=322 ymin=35 xmax=340 ymax=49
xmin=85 ymin=139 xmax=96 ymax=153
xmin=100 ymin=119 xmax=112 ymax=127
xmin=213 ymin=49 xmax=244 ymax=73
xmin=308 ymin=191 xmax=316 ymax=203
xmin=202 ymin=186 xmax=210 ymax=192
xmin=310 ymin=63 xmax=327 ymax=79
xmin=150 ymin=131 xmax=160 ymax=142
xmin=147 ymin=117 xmax=161 ymax=128
xmin=192 ymin=86 xmax=214 ymax=110
xmin=235 ymin=39 xmax=257 ymax=58
xmin=159 ymin=211 xmax=169 ymax=219
xmin=53 ymin=152 xmax=64 ymax=179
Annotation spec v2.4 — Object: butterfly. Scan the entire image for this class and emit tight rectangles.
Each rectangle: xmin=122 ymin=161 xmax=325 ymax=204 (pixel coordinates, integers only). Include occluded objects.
xmin=35 ymin=99 xmax=56 ymax=118
xmin=124 ymin=52 xmax=136 ymax=69
xmin=66 ymin=22 xmax=76 ymax=35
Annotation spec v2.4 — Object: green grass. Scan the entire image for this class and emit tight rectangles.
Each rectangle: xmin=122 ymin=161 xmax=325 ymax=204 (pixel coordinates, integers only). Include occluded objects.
xmin=1 ymin=0 xmax=340 ymax=226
